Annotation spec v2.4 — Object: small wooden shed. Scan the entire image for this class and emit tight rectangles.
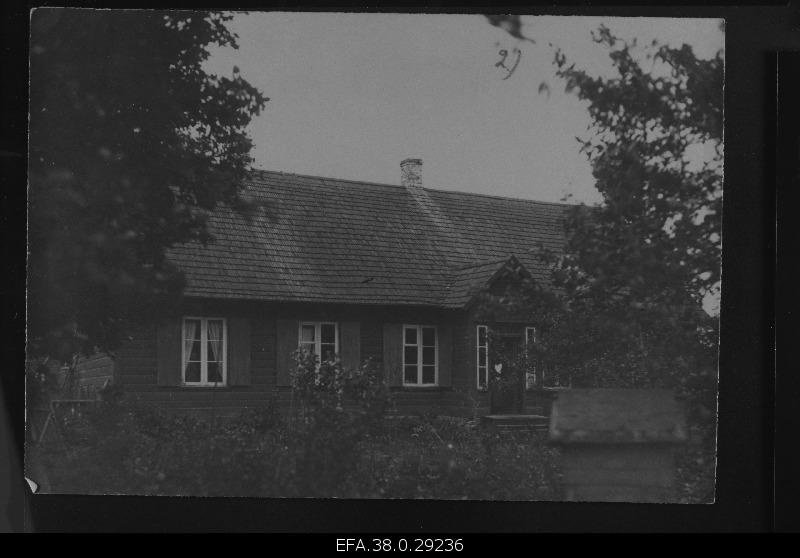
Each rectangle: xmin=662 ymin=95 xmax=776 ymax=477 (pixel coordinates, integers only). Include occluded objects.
xmin=549 ymin=389 xmax=687 ymax=503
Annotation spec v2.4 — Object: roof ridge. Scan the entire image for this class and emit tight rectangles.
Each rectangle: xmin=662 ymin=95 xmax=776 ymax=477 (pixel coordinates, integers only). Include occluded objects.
xmin=429 ymin=188 xmax=578 ymax=208
xmin=249 ymin=168 xmax=406 ymax=192
xmin=248 ymin=167 xmax=580 ymax=208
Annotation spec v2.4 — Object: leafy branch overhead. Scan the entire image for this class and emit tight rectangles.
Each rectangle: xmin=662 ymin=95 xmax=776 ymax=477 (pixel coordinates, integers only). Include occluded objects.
xmin=487 ymin=16 xmax=723 ymax=392
xmin=28 ymin=10 xmax=268 ymax=360
xmin=552 ymin=25 xmax=723 ymax=310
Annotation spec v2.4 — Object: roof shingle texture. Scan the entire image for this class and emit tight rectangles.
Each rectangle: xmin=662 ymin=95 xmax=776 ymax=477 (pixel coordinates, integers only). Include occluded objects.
xmin=167 ymin=170 xmax=570 ymax=307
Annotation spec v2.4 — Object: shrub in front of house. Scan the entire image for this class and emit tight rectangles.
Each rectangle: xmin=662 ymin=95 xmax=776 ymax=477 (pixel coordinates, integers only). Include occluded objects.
xmin=286 ymin=351 xmax=392 ymax=496
xmin=31 ymin=356 xmax=563 ymax=499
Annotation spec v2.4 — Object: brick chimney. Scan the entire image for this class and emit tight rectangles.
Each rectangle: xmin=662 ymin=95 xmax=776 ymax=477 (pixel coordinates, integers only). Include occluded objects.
xmin=400 ymin=158 xmax=423 ymax=189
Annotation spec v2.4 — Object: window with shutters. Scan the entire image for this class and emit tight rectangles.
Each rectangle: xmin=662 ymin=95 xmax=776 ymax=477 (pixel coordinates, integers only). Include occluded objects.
xmin=182 ymin=317 xmax=227 ymax=386
xmin=403 ymin=325 xmax=437 ymax=386
xmin=298 ymin=322 xmax=339 ymax=362
xmin=476 ymin=325 xmax=489 ymax=391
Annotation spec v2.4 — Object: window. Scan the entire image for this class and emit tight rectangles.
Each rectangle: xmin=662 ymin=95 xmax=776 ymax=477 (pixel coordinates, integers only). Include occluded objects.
xmin=476 ymin=325 xmax=489 ymax=390
xmin=525 ymin=326 xmax=536 ymax=390
xmin=525 ymin=326 xmax=536 ymax=345
xmin=299 ymin=322 xmax=339 ymax=362
xmin=182 ymin=317 xmax=226 ymax=386
xmin=403 ymin=325 xmax=437 ymax=386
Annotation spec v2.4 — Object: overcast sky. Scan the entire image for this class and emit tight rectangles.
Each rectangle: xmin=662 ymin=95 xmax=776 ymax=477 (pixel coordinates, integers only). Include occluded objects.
xmin=206 ymin=13 xmax=724 ymax=205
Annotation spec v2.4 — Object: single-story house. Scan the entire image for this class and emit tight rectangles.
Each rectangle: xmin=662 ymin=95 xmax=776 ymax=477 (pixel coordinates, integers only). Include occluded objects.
xmin=111 ymin=159 xmax=571 ymax=417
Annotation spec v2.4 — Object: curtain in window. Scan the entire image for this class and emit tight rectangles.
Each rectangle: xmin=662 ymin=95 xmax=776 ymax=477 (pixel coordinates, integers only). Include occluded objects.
xmin=207 ymin=320 xmax=223 ymax=364
xmin=184 ymin=320 xmax=197 ymax=374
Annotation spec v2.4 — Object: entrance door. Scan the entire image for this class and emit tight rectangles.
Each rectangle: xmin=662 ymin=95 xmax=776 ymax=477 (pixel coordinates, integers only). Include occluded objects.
xmin=489 ymin=334 xmax=525 ymax=414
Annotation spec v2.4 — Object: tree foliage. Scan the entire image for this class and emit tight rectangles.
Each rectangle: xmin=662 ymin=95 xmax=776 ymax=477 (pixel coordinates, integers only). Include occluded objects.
xmin=553 ymin=26 xmax=722 ymax=308
xmin=28 ymin=9 xmax=268 ymax=360
xmin=488 ymin=17 xmax=723 ymax=392
xmin=550 ymin=27 xmax=722 ymax=390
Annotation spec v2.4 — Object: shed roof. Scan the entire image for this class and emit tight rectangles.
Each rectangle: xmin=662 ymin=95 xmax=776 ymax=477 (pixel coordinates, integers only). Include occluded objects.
xmin=548 ymin=389 xmax=688 ymax=444
xmin=167 ymin=169 xmax=570 ymax=307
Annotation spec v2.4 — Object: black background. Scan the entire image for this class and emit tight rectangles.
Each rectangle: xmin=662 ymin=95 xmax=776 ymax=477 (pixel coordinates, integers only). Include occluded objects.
xmin=1 ymin=0 xmax=794 ymax=533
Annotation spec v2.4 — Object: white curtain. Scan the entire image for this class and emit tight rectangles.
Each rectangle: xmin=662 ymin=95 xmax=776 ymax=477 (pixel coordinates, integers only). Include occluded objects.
xmin=184 ymin=320 xmax=197 ymax=374
xmin=207 ymin=320 xmax=222 ymax=364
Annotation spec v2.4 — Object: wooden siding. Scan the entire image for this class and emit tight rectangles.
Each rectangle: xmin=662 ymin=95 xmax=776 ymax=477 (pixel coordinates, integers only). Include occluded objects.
xmin=561 ymin=445 xmax=677 ymax=503
xmin=115 ymin=300 xmax=545 ymax=417
xmin=71 ymin=353 xmax=116 ymax=397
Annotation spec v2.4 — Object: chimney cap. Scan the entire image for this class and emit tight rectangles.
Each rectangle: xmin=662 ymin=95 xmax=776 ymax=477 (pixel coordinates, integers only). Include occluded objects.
xmin=401 ymin=158 xmax=423 ymax=167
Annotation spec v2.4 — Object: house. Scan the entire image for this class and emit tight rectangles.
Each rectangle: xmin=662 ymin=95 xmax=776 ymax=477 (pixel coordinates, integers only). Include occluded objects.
xmin=113 ymin=159 xmax=571 ymax=417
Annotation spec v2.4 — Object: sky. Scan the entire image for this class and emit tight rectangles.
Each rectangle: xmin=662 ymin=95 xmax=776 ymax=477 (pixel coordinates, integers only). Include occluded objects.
xmin=206 ymin=13 xmax=724 ymax=206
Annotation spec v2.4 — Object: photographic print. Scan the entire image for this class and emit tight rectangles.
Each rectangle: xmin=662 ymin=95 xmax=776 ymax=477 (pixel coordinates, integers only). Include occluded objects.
xmin=25 ymin=10 xmax=722 ymax=503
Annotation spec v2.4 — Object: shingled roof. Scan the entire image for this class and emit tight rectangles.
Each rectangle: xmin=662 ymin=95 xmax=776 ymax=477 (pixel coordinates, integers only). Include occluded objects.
xmin=549 ymin=389 xmax=688 ymax=444
xmin=167 ymin=170 xmax=570 ymax=307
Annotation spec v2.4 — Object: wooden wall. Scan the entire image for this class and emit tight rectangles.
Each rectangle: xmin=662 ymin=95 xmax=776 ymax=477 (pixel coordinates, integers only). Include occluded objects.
xmin=561 ymin=444 xmax=677 ymax=503
xmin=72 ymin=353 xmax=116 ymax=398
xmin=116 ymin=299 xmax=483 ymax=417
xmin=115 ymin=299 xmax=561 ymax=418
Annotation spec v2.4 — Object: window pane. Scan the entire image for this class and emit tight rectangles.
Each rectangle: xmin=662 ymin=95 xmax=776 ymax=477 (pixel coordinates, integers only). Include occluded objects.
xmin=404 ymin=345 xmax=418 ymax=365
xmin=207 ymin=340 xmax=224 ymax=362
xmin=478 ymin=347 xmax=487 ymax=367
xmin=185 ymin=361 xmax=201 ymax=383
xmin=404 ymin=365 xmax=418 ymax=384
xmin=405 ymin=327 xmax=417 ymax=345
xmin=478 ymin=326 xmax=486 ymax=346
xmin=478 ymin=366 xmax=487 ymax=385
xmin=422 ymin=327 xmax=435 ymax=346
xmin=188 ymin=339 xmax=201 ymax=361
xmin=320 ymin=323 xmax=336 ymax=344
xmin=301 ymin=325 xmax=316 ymax=343
xmin=208 ymin=362 xmax=222 ymax=383
xmin=321 ymin=343 xmax=336 ymax=361
xmin=422 ymin=366 xmax=436 ymax=384
xmin=207 ymin=320 xmax=223 ymax=340
xmin=422 ymin=346 xmax=435 ymax=366
xmin=185 ymin=319 xmax=201 ymax=340
xmin=299 ymin=341 xmax=315 ymax=354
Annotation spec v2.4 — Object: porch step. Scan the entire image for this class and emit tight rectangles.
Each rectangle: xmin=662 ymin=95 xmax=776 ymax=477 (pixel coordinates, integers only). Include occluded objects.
xmin=481 ymin=414 xmax=550 ymax=432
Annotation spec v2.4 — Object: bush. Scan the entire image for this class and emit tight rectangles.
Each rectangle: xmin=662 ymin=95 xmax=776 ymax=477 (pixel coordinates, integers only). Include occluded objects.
xmin=286 ymin=351 xmax=392 ymax=495
xmin=30 ymin=356 xmax=565 ymax=499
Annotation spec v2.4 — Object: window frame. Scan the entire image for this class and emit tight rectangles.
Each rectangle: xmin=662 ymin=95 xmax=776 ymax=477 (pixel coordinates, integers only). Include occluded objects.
xmin=402 ymin=324 xmax=438 ymax=387
xmin=298 ymin=321 xmax=340 ymax=362
xmin=476 ymin=325 xmax=489 ymax=391
xmin=525 ymin=326 xmax=537 ymax=390
xmin=181 ymin=316 xmax=227 ymax=387
xmin=525 ymin=326 xmax=536 ymax=346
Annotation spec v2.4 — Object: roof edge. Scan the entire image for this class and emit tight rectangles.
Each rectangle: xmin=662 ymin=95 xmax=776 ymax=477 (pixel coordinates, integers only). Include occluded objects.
xmin=247 ymin=168 xmax=582 ymax=209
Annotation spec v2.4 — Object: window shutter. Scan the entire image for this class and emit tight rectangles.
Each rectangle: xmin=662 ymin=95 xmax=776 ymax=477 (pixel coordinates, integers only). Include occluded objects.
xmin=276 ymin=319 xmax=299 ymax=386
xmin=156 ymin=318 xmax=182 ymax=386
xmin=438 ymin=324 xmax=453 ymax=387
xmin=339 ymin=321 xmax=361 ymax=372
xmin=382 ymin=323 xmax=403 ymax=387
xmin=228 ymin=317 xmax=251 ymax=386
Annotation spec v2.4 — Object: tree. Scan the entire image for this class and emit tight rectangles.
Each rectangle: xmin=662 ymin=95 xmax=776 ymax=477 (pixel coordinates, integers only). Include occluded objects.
xmin=488 ymin=17 xmax=723 ymax=396
xmin=28 ymin=9 xmax=268 ymax=361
